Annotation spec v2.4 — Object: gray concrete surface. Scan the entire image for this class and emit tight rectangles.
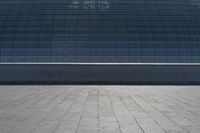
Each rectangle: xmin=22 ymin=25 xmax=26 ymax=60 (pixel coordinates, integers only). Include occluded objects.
xmin=0 ymin=85 xmax=200 ymax=133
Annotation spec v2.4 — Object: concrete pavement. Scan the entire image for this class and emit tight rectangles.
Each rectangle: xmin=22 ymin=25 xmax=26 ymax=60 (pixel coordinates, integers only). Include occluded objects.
xmin=0 ymin=85 xmax=200 ymax=133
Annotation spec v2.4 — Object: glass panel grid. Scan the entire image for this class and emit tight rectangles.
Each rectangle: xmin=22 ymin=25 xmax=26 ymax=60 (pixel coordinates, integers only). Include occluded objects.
xmin=0 ymin=0 xmax=200 ymax=63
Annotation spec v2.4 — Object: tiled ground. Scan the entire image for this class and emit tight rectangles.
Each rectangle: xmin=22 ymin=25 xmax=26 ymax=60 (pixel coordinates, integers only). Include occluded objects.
xmin=0 ymin=86 xmax=200 ymax=133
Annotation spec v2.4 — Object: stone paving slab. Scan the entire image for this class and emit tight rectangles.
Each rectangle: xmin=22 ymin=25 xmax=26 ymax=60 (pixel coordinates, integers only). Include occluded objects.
xmin=0 ymin=85 xmax=200 ymax=133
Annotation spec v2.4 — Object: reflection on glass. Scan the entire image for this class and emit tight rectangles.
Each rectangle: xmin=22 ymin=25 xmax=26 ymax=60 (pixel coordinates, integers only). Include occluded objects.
xmin=0 ymin=0 xmax=200 ymax=63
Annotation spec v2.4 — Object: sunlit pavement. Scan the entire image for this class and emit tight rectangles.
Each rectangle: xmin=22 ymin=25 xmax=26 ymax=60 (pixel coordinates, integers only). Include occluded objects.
xmin=0 ymin=85 xmax=200 ymax=133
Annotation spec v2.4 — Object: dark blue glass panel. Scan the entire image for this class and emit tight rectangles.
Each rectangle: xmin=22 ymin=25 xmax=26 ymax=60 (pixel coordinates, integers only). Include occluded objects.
xmin=0 ymin=0 xmax=200 ymax=62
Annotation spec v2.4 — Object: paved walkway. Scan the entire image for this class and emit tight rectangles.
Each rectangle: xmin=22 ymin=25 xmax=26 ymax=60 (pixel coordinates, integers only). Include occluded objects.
xmin=0 ymin=86 xmax=200 ymax=133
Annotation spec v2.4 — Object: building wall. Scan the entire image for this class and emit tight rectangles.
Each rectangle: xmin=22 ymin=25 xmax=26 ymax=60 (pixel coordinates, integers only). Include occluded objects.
xmin=1 ymin=0 xmax=200 ymax=63
xmin=0 ymin=64 xmax=199 ymax=84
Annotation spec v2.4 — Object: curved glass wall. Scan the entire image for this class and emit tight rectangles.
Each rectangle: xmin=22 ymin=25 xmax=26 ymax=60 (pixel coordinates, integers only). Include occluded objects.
xmin=0 ymin=0 xmax=200 ymax=63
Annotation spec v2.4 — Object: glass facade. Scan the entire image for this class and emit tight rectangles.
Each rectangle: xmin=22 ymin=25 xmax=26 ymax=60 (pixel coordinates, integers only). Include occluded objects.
xmin=0 ymin=0 xmax=200 ymax=63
